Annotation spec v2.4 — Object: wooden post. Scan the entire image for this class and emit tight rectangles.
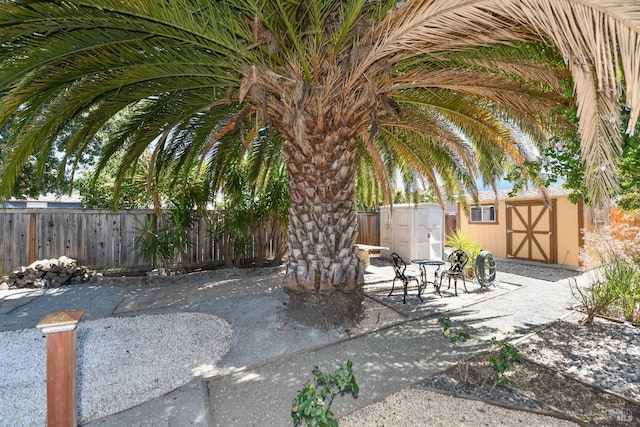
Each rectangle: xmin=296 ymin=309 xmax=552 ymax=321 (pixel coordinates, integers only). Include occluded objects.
xmin=29 ymin=212 xmax=37 ymax=265
xmin=37 ymin=310 xmax=85 ymax=427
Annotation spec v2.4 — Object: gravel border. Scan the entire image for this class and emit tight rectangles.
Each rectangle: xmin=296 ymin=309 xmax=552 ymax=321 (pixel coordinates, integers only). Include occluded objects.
xmin=519 ymin=312 xmax=640 ymax=403
xmin=339 ymin=387 xmax=579 ymax=426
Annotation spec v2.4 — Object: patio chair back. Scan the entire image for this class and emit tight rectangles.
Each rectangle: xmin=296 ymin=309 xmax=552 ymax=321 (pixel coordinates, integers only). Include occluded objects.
xmin=442 ymin=249 xmax=469 ymax=296
xmin=391 ymin=252 xmax=409 ymax=279
xmin=389 ymin=252 xmax=422 ymax=304
xmin=447 ymin=249 xmax=469 ymax=273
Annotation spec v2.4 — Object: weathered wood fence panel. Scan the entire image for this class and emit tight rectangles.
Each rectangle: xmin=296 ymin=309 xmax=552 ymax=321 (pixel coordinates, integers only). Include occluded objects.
xmin=0 ymin=210 xmax=174 ymax=276
xmin=356 ymin=212 xmax=380 ymax=246
xmin=183 ymin=216 xmax=216 ymax=265
xmin=0 ymin=211 xmax=31 ymax=276
xmin=1 ymin=209 xmax=381 ymax=276
xmin=119 ymin=211 xmax=146 ymax=267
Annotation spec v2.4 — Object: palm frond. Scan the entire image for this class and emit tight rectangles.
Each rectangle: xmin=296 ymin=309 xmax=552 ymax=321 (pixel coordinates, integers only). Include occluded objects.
xmin=484 ymin=0 xmax=640 ymax=204
xmin=2 ymin=0 xmax=639 ymax=209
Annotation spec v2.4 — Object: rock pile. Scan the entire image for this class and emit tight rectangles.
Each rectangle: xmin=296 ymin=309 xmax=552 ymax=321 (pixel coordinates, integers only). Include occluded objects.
xmin=0 ymin=256 xmax=95 ymax=290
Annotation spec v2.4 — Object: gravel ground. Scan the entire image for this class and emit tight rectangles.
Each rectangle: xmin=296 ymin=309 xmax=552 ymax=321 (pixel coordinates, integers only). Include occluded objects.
xmin=495 ymin=260 xmax=579 ymax=283
xmin=0 ymin=312 xmax=232 ymax=425
xmin=341 ymin=312 xmax=640 ymax=426
xmin=519 ymin=313 xmax=640 ymax=403
xmin=2 ymin=262 xmax=636 ymax=426
xmin=340 ymin=387 xmax=579 ymax=426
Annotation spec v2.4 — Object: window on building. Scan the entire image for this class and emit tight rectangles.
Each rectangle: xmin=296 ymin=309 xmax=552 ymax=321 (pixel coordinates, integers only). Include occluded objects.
xmin=470 ymin=205 xmax=496 ymax=223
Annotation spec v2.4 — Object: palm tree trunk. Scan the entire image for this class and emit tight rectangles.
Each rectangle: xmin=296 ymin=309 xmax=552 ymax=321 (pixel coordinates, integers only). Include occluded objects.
xmin=282 ymin=128 xmax=364 ymax=297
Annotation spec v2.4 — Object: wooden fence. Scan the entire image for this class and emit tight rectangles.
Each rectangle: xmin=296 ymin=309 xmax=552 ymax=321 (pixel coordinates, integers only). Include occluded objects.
xmin=0 ymin=209 xmax=221 ymax=276
xmin=356 ymin=211 xmax=380 ymax=246
xmin=0 ymin=209 xmax=381 ymax=276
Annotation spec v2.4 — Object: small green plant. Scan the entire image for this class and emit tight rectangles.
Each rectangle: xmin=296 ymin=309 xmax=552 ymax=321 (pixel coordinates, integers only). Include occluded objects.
xmin=580 ymin=223 xmax=640 ymax=323
xmin=437 ymin=316 xmax=452 ymax=331
xmin=437 ymin=316 xmax=471 ymax=344
xmin=571 ymin=277 xmax=617 ymax=324
xmin=444 ymin=230 xmax=481 ymax=277
xmin=133 ymin=210 xmax=193 ymax=274
xmin=602 ymin=255 xmax=640 ymax=322
xmin=291 ymin=359 xmax=359 ymax=427
xmin=133 ymin=216 xmax=173 ymax=270
xmin=444 ymin=230 xmax=480 ymax=253
xmin=486 ymin=337 xmax=522 ymax=386
xmin=572 ymin=251 xmax=640 ymax=324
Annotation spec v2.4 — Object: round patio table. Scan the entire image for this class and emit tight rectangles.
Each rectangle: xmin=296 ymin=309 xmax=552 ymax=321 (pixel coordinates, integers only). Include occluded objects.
xmin=411 ymin=259 xmax=445 ymax=296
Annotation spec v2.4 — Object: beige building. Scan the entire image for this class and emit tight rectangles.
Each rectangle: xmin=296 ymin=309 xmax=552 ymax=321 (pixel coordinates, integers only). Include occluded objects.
xmin=457 ymin=186 xmax=599 ymax=267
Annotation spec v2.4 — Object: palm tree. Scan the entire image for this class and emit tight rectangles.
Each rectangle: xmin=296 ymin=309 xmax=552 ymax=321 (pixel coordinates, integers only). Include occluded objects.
xmin=1 ymin=1 xmax=638 ymax=322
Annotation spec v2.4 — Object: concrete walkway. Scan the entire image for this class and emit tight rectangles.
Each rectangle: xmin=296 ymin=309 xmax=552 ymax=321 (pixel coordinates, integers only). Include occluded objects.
xmin=0 ymin=259 xmax=588 ymax=426
xmin=203 ymin=271 xmax=583 ymax=426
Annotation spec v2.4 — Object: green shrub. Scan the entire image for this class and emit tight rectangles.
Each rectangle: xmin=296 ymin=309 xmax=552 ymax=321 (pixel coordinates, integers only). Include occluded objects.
xmin=580 ymin=224 xmax=640 ymax=323
xmin=437 ymin=316 xmax=471 ymax=344
xmin=445 ymin=230 xmax=481 ymax=277
xmin=486 ymin=337 xmax=522 ymax=386
xmin=133 ymin=205 xmax=194 ymax=273
xmin=571 ymin=278 xmax=618 ymax=324
xmin=291 ymin=360 xmax=359 ymax=427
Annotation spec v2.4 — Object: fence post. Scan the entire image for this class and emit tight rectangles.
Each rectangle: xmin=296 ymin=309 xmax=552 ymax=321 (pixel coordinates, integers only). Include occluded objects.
xmin=29 ymin=212 xmax=37 ymax=265
xmin=37 ymin=309 xmax=85 ymax=427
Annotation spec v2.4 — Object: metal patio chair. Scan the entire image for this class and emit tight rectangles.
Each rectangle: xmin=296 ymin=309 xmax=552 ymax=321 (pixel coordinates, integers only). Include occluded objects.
xmin=441 ymin=249 xmax=469 ymax=296
xmin=388 ymin=252 xmax=422 ymax=304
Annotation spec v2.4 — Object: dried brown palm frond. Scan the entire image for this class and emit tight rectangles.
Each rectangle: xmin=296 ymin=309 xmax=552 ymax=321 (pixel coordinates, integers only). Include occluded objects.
xmin=484 ymin=0 xmax=640 ymax=206
xmin=361 ymin=0 xmax=640 ymax=206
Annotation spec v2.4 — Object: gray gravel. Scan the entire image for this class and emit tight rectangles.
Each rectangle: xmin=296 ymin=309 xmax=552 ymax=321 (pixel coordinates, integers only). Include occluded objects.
xmin=421 ymin=375 xmax=541 ymax=410
xmin=519 ymin=312 xmax=640 ymax=403
xmin=420 ymin=313 xmax=640 ymax=410
xmin=341 ymin=312 xmax=640 ymax=426
xmin=0 ymin=312 xmax=232 ymax=425
xmin=339 ymin=387 xmax=578 ymax=427
xmin=2 ymin=261 xmax=633 ymax=426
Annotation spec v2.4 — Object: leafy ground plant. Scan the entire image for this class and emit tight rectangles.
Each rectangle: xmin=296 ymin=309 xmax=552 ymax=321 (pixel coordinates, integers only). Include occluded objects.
xmin=571 ymin=277 xmax=618 ymax=325
xmin=437 ymin=316 xmax=471 ymax=344
xmin=578 ymin=220 xmax=640 ymax=323
xmin=572 ymin=252 xmax=640 ymax=324
xmin=291 ymin=359 xmax=359 ymax=427
xmin=601 ymin=255 xmax=640 ymax=322
xmin=487 ymin=337 xmax=522 ymax=386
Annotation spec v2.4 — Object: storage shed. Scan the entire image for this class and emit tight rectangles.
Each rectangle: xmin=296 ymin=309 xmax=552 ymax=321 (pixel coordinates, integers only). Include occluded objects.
xmin=457 ymin=186 xmax=599 ymax=267
xmin=379 ymin=203 xmax=445 ymax=262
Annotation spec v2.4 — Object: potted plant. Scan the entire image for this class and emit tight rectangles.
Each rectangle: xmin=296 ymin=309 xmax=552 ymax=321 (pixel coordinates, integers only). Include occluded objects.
xmin=445 ymin=230 xmax=481 ymax=278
